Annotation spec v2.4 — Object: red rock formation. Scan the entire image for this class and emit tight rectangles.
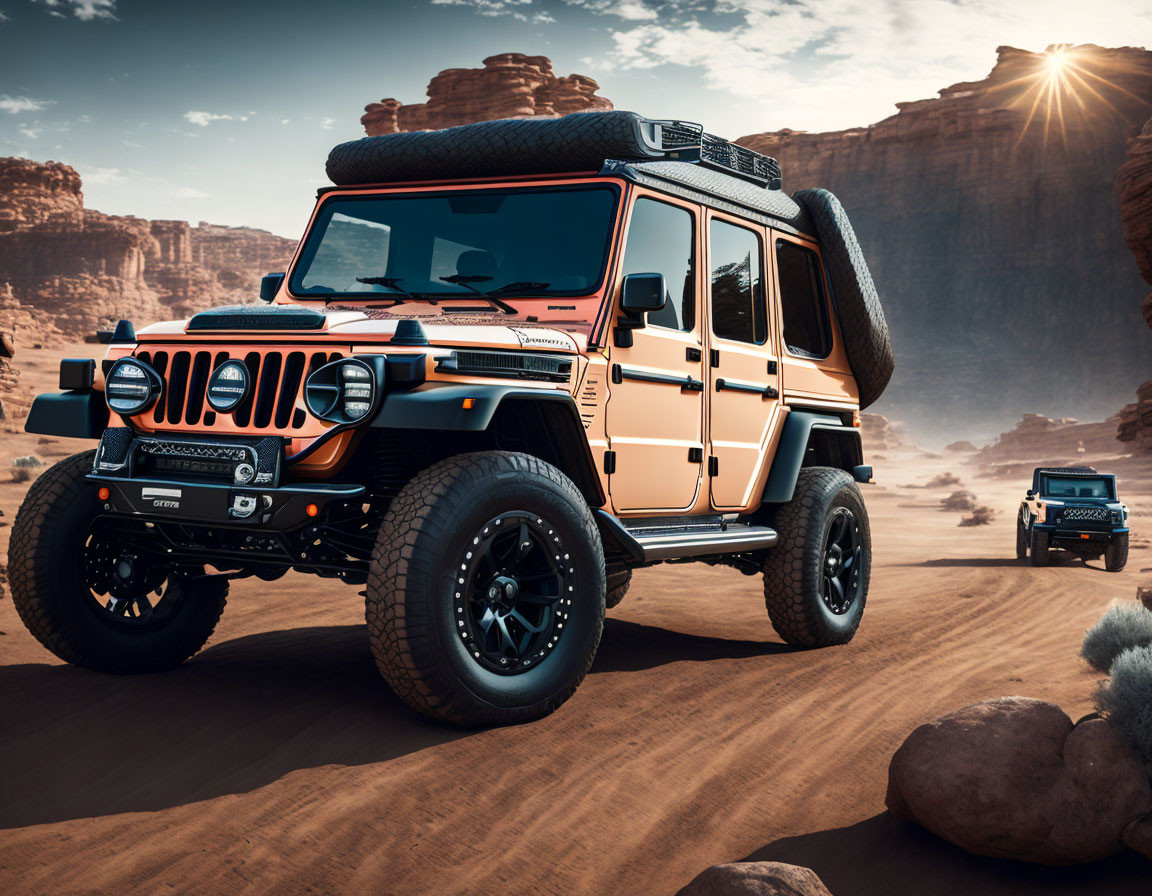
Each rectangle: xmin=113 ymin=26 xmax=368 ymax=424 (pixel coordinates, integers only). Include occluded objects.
xmin=361 ymin=53 xmax=612 ymax=136
xmin=0 ymin=158 xmax=297 ymax=337
xmin=1115 ymin=115 xmax=1152 ymax=449
xmin=739 ymin=45 xmax=1152 ymax=436
xmin=976 ymin=412 xmax=1119 ymax=466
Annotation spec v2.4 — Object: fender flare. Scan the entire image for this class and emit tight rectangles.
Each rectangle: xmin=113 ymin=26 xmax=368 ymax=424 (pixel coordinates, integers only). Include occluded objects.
xmin=372 ymin=384 xmax=605 ymax=506
xmin=761 ymin=410 xmax=864 ymax=504
xmin=25 ymin=391 xmax=109 ymax=439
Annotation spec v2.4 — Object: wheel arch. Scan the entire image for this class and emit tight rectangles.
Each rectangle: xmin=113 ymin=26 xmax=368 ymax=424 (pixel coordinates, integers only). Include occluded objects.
xmin=760 ymin=410 xmax=865 ymax=505
xmin=372 ymin=384 xmax=605 ymax=507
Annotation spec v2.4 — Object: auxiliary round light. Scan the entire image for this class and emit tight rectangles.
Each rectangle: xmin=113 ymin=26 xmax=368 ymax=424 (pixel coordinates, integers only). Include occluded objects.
xmin=105 ymin=358 xmax=161 ymax=417
xmin=206 ymin=359 xmax=251 ymax=413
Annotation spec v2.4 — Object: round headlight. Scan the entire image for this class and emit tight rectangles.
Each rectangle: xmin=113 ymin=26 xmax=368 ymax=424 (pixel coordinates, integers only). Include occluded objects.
xmin=304 ymin=358 xmax=379 ymax=425
xmin=206 ymin=359 xmax=250 ymax=413
xmin=105 ymin=358 xmax=161 ymax=417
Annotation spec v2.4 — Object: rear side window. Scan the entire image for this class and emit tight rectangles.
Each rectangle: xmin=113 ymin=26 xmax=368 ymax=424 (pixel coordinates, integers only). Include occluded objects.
xmin=620 ymin=197 xmax=695 ymax=331
xmin=710 ymin=220 xmax=765 ymax=344
xmin=776 ymin=240 xmax=831 ymax=358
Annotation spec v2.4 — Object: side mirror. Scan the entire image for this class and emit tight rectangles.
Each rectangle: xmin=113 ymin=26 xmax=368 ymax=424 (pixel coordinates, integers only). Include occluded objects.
xmin=260 ymin=272 xmax=285 ymax=303
xmin=1026 ymin=490 xmax=1036 ymax=500
xmin=621 ymin=273 xmax=667 ymax=314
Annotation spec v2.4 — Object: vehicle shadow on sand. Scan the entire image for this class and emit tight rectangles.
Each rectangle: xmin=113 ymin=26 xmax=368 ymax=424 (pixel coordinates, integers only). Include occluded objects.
xmin=0 ymin=617 xmax=788 ymax=828
xmin=912 ymin=554 xmax=1089 ymax=569
xmin=742 ymin=813 xmax=1149 ymax=896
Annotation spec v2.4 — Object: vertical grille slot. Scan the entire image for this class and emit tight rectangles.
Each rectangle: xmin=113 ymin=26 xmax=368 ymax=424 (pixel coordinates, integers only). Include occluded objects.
xmin=233 ymin=352 xmax=261 ymax=427
xmin=253 ymin=352 xmax=282 ymax=428
xmin=276 ymin=352 xmax=307 ymax=429
xmin=184 ymin=351 xmax=212 ymax=425
xmin=165 ymin=352 xmax=191 ymax=424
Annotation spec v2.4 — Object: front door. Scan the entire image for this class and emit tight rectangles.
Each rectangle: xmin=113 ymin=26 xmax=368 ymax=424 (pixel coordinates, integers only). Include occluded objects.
xmin=605 ymin=194 xmax=705 ymax=513
xmin=706 ymin=213 xmax=782 ymax=510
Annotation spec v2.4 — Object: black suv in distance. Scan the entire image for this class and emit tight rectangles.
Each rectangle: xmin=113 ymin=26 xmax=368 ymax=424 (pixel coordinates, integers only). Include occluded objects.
xmin=1017 ymin=467 xmax=1129 ymax=570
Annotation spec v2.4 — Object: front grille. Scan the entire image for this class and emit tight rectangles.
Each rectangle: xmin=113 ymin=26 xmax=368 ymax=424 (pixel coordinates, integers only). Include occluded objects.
xmin=1061 ymin=506 xmax=1109 ymax=523
xmin=134 ymin=348 xmax=343 ymax=435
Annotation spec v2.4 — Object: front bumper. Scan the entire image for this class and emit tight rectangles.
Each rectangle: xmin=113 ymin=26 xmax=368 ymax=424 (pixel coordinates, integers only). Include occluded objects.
xmin=89 ymin=474 xmax=364 ymax=529
xmin=1033 ymin=523 xmax=1128 ymax=545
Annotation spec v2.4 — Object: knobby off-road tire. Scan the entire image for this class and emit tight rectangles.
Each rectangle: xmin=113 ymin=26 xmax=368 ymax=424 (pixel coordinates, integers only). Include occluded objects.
xmin=762 ymin=467 xmax=871 ymax=647
xmin=1105 ymin=534 xmax=1129 ymax=572
xmin=793 ymin=189 xmax=894 ymax=409
xmin=1029 ymin=528 xmax=1051 ymax=567
xmin=1016 ymin=520 xmax=1029 ymax=560
xmin=605 ymin=566 xmax=632 ymax=610
xmin=8 ymin=451 xmax=228 ymax=673
xmin=366 ymin=451 xmax=606 ymax=727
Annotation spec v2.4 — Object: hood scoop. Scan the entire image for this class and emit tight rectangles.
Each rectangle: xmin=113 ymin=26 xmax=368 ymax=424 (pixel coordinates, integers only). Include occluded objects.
xmin=187 ymin=304 xmax=327 ymax=332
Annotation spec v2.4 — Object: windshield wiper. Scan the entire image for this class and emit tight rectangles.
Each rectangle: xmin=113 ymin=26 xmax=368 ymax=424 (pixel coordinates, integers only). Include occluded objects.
xmin=354 ymin=276 xmax=417 ymax=301
xmin=486 ymin=281 xmax=551 ymax=297
xmin=438 ymin=275 xmax=517 ymax=314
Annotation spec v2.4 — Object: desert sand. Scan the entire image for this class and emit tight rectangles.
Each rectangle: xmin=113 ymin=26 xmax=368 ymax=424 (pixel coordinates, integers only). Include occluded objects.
xmin=1 ymin=344 xmax=1150 ymax=895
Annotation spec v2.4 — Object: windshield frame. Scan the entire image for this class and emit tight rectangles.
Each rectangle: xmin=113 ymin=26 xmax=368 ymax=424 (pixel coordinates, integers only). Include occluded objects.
xmin=285 ymin=180 xmax=623 ymax=303
xmin=1039 ymin=474 xmax=1116 ymax=500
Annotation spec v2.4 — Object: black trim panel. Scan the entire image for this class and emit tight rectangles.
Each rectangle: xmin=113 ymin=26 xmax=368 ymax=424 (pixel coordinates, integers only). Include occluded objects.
xmin=25 ymin=391 xmax=109 ymax=439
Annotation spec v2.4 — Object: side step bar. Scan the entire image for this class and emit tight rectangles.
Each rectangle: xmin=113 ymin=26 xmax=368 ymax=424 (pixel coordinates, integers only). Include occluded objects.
xmin=597 ymin=511 xmax=778 ymax=562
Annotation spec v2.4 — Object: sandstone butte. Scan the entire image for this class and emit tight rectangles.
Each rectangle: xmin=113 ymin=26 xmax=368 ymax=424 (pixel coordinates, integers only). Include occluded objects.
xmin=1116 ymin=115 xmax=1152 ymax=451
xmin=360 ymin=52 xmax=613 ymax=135
xmin=0 ymin=156 xmax=296 ymax=345
xmin=738 ymin=44 xmax=1152 ymax=439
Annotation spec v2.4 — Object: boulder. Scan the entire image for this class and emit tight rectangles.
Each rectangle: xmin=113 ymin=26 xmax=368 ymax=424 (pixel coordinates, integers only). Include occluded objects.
xmin=677 ymin=862 xmax=834 ymax=896
xmin=886 ymin=697 xmax=1152 ymax=863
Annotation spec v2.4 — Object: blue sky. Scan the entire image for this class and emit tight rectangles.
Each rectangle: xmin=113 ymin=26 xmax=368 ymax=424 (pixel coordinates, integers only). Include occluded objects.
xmin=1 ymin=0 xmax=1149 ymax=238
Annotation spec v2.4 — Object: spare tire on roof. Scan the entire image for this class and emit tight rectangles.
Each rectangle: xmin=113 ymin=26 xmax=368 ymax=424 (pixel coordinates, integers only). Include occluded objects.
xmin=793 ymin=188 xmax=893 ymax=409
xmin=326 ymin=111 xmax=666 ymax=186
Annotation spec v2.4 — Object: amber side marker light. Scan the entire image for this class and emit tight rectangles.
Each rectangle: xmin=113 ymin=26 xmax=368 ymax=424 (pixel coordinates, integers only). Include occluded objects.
xmin=97 ymin=487 xmax=110 ymax=501
xmin=1081 ymin=534 xmax=1090 ymax=540
xmin=462 ymin=398 xmax=476 ymax=410
xmin=852 ymin=411 xmax=862 ymax=428
xmin=306 ymin=504 xmax=319 ymax=518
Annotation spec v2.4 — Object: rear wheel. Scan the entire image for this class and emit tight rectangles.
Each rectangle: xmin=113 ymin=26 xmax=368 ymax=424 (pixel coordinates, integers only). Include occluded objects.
xmin=8 ymin=451 xmax=228 ymax=673
xmin=1030 ymin=528 xmax=1050 ymax=566
xmin=366 ymin=452 xmax=605 ymax=727
xmin=1105 ymin=534 xmax=1129 ymax=572
xmin=762 ymin=467 xmax=871 ymax=647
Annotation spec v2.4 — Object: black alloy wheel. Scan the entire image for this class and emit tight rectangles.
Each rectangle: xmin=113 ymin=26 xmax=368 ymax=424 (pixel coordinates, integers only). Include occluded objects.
xmin=85 ymin=526 xmax=186 ymax=626
xmin=821 ymin=507 xmax=862 ymax=615
xmin=455 ymin=512 xmax=575 ymax=674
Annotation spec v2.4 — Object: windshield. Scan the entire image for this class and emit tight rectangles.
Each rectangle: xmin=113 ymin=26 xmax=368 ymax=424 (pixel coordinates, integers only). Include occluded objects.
xmin=290 ymin=185 xmax=619 ymax=300
xmin=1040 ymin=475 xmax=1115 ymax=499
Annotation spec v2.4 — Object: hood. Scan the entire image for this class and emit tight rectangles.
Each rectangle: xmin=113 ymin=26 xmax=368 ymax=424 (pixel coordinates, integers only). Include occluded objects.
xmin=135 ymin=303 xmax=587 ymax=353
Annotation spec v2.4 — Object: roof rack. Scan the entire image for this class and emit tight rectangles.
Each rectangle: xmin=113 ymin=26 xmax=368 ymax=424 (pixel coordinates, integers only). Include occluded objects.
xmin=635 ymin=119 xmax=782 ymax=190
xmin=1035 ymin=466 xmax=1099 ymax=475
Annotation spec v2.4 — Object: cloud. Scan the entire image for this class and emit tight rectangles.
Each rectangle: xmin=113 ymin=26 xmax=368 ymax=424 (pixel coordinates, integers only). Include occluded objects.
xmin=0 ymin=95 xmax=53 ymax=114
xmin=82 ymin=166 xmax=126 ymax=185
xmin=320 ymin=117 xmax=334 ymax=130
xmin=32 ymin=0 xmax=117 ymax=21
xmin=566 ymin=0 xmax=657 ymax=21
xmin=19 ymin=127 xmax=40 ymax=139
xmin=184 ymin=110 xmax=248 ymax=127
xmin=0 ymin=12 xmax=10 ymax=24
xmin=597 ymin=0 xmax=1152 ymax=133
xmin=171 ymin=185 xmax=209 ymax=199
xmin=431 ymin=0 xmax=547 ymax=22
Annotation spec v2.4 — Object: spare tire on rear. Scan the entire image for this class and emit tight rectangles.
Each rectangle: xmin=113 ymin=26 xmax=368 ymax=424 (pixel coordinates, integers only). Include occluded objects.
xmin=793 ymin=189 xmax=893 ymax=408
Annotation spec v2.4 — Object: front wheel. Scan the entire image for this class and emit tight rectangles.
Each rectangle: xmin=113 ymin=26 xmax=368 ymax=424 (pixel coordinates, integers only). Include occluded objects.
xmin=1030 ymin=528 xmax=1050 ymax=566
xmin=762 ymin=467 xmax=871 ymax=647
xmin=1016 ymin=520 xmax=1028 ymax=560
xmin=8 ymin=451 xmax=228 ymax=673
xmin=366 ymin=452 xmax=606 ymax=727
xmin=1105 ymin=534 xmax=1129 ymax=572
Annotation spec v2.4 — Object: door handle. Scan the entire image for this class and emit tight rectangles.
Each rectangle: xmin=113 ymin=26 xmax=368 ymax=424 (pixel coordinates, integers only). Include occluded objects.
xmin=715 ymin=378 xmax=778 ymax=399
xmin=614 ymin=365 xmax=704 ymax=392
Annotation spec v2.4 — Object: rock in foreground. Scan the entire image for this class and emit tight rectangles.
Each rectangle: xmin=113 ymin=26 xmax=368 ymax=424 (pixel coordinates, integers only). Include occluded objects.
xmin=677 ymin=862 xmax=833 ymax=896
xmin=886 ymin=697 xmax=1152 ymax=864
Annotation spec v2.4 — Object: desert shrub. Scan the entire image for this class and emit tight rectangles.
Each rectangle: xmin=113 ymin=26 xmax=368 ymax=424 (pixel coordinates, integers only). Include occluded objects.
xmin=1095 ymin=644 xmax=1152 ymax=760
xmin=925 ymin=473 xmax=961 ymax=488
xmin=941 ymin=490 xmax=977 ymax=511
xmin=10 ymin=467 xmax=31 ymax=483
xmin=1081 ymin=604 xmax=1152 ymax=672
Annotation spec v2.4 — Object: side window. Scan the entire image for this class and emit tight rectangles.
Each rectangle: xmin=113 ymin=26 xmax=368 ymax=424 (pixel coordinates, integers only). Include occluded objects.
xmin=710 ymin=219 xmax=765 ymax=344
xmin=620 ymin=197 xmax=695 ymax=331
xmin=776 ymin=240 xmax=832 ymax=358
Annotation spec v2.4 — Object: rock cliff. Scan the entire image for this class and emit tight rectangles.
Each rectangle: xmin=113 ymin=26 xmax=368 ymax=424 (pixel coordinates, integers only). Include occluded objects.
xmin=740 ymin=44 xmax=1152 ymax=439
xmin=361 ymin=53 xmax=612 ymax=136
xmin=0 ymin=157 xmax=297 ymax=345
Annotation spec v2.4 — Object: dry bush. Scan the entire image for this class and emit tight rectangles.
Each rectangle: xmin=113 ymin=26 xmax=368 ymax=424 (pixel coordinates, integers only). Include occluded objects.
xmin=958 ymin=506 xmax=995 ymax=527
xmin=1081 ymin=604 xmax=1152 ymax=672
xmin=926 ymin=472 xmax=961 ymax=488
xmin=1095 ymin=644 xmax=1152 ymax=760
xmin=941 ymin=490 xmax=977 ymax=511
xmin=10 ymin=467 xmax=31 ymax=483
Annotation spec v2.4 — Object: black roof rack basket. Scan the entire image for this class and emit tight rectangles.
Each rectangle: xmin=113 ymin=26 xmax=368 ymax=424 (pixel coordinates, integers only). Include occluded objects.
xmin=325 ymin=111 xmax=783 ymax=191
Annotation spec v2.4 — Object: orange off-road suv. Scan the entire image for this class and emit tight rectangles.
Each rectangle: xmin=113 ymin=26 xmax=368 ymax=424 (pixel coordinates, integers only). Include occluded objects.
xmin=11 ymin=112 xmax=893 ymax=726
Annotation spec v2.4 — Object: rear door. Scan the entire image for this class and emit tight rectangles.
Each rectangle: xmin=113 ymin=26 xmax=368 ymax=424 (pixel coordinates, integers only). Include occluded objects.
xmin=705 ymin=213 xmax=782 ymax=510
xmin=604 ymin=192 xmax=705 ymax=512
